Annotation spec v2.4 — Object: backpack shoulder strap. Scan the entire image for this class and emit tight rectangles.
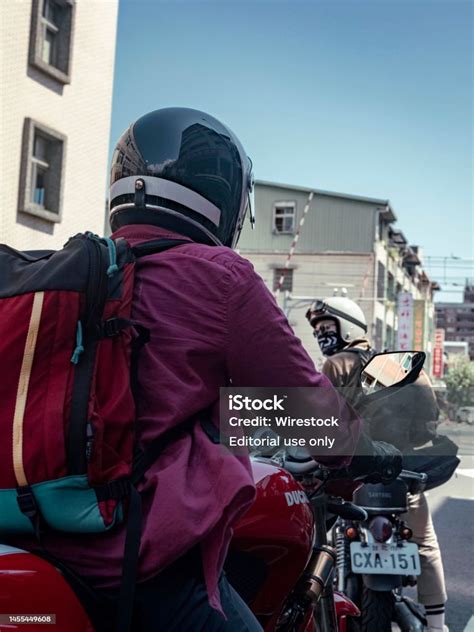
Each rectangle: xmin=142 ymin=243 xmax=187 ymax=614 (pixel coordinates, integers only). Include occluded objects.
xmin=116 ymin=240 xmax=206 ymax=632
xmin=131 ymin=238 xmax=190 ymax=259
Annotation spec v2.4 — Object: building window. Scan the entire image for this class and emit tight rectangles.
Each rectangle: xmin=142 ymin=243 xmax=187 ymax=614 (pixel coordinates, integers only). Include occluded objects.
xmin=273 ymin=268 xmax=293 ymax=292
xmin=273 ymin=201 xmax=296 ymax=234
xmin=377 ymin=261 xmax=385 ymax=301
xmin=387 ymin=272 xmax=395 ymax=302
xmin=378 ymin=216 xmax=386 ymax=241
xmin=42 ymin=0 xmax=61 ymax=66
xmin=18 ymin=118 xmax=66 ymax=223
xmin=29 ymin=0 xmax=75 ymax=84
xmin=374 ymin=318 xmax=383 ymax=350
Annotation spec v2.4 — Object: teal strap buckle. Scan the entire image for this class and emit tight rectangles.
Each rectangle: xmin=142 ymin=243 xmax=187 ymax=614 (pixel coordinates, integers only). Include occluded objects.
xmin=70 ymin=320 xmax=84 ymax=364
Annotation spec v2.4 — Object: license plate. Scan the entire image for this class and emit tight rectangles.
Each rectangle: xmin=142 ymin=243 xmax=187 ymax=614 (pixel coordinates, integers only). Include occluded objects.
xmin=350 ymin=541 xmax=421 ymax=575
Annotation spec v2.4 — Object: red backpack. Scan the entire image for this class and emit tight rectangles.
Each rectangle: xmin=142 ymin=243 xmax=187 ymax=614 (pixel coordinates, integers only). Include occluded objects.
xmin=0 ymin=232 xmax=187 ymax=631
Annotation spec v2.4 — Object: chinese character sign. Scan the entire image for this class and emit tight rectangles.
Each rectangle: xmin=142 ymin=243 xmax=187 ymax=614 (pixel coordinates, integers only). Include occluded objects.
xmin=432 ymin=328 xmax=445 ymax=378
xmin=413 ymin=300 xmax=426 ymax=351
xmin=396 ymin=292 xmax=413 ymax=350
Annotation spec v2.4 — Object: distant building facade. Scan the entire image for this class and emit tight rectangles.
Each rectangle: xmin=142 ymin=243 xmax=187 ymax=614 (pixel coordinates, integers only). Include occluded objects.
xmin=443 ymin=341 xmax=470 ymax=374
xmin=436 ymin=283 xmax=474 ymax=361
xmin=0 ymin=0 xmax=118 ymax=249
xmin=238 ymin=180 xmax=437 ymax=370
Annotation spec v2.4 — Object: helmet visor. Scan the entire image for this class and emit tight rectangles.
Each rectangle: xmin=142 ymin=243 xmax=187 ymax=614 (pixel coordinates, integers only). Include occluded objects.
xmin=231 ymin=155 xmax=255 ymax=249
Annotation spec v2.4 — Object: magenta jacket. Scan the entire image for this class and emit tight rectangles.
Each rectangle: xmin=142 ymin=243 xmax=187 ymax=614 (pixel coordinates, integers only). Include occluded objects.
xmin=14 ymin=225 xmax=361 ymax=612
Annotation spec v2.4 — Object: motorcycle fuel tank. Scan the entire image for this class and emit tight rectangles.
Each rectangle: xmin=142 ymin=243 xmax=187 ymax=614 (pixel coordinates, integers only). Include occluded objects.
xmin=0 ymin=545 xmax=93 ymax=631
xmin=229 ymin=459 xmax=314 ymax=616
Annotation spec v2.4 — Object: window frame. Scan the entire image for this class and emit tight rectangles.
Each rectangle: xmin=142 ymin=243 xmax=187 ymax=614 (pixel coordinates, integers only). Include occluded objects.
xmin=374 ymin=317 xmax=384 ymax=350
xmin=30 ymin=151 xmax=49 ymax=206
xmin=273 ymin=200 xmax=296 ymax=235
xmin=273 ymin=268 xmax=294 ymax=293
xmin=18 ymin=118 xmax=67 ymax=223
xmin=377 ymin=260 xmax=386 ymax=302
xmin=41 ymin=5 xmax=60 ymax=67
xmin=29 ymin=0 xmax=75 ymax=84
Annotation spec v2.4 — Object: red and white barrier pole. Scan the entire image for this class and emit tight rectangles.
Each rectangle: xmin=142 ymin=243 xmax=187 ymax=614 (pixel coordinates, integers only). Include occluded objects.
xmin=274 ymin=191 xmax=314 ymax=298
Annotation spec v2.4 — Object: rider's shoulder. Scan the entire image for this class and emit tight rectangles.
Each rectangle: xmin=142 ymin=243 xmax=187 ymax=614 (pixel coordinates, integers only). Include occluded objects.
xmin=184 ymin=243 xmax=256 ymax=277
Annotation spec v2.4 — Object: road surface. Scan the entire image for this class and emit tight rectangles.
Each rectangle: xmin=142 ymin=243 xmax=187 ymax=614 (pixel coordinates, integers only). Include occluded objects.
xmin=431 ymin=422 xmax=473 ymax=632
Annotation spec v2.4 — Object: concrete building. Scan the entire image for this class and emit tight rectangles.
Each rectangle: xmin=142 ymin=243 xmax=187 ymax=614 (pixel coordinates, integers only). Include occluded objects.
xmin=239 ymin=180 xmax=437 ymax=369
xmin=0 ymin=0 xmax=118 ymax=249
xmin=436 ymin=283 xmax=474 ymax=360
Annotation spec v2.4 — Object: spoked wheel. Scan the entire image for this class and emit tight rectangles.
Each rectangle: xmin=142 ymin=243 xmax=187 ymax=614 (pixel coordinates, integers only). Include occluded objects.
xmin=359 ymin=587 xmax=393 ymax=632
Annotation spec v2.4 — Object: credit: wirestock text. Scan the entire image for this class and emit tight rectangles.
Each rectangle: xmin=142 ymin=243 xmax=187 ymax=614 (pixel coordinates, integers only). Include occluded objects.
xmin=228 ymin=416 xmax=340 ymax=427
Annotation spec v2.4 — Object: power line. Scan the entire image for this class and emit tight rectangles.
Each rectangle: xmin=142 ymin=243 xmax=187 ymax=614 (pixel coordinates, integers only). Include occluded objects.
xmin=425 ymin=256 xmax=473 ymax=261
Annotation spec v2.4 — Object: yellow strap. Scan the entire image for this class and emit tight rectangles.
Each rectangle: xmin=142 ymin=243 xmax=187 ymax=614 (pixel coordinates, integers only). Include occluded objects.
xmin=12 ymin=291 xmax=44 ymax=487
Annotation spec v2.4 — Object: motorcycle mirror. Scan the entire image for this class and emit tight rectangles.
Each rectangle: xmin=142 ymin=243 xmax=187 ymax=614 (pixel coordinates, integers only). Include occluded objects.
xmin=361 ymin=351 xmax=425 ymax=394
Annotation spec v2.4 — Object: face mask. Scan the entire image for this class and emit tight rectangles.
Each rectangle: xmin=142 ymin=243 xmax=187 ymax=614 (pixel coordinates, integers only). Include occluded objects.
xmin=316 ymin=330 xmax=343 ymax=356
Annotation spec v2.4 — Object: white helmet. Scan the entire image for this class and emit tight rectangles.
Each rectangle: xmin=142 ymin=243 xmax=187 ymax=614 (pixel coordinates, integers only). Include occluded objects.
xmin=306 ymin=297 xmax=368 ymax=346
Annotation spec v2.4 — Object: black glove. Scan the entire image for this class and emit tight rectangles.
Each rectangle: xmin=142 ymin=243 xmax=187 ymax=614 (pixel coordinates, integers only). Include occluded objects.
xmin=348 ymin=431 xmax=402 ymax=484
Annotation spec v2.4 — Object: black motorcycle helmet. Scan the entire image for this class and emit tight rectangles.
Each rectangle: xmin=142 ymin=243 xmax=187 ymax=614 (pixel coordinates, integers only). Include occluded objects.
xmin=109 ymin=107 xmax=254 ymax=248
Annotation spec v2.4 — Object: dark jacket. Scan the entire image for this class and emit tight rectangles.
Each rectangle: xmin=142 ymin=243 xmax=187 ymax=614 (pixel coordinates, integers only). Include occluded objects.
xmin=322 ymin=338 xmax=372 ymax=388
xmin=322 ymin=340 xmax=439 ymax=451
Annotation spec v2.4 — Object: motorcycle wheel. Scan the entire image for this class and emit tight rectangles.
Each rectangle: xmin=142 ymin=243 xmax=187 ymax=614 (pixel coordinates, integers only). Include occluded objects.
xmin=359 ymin=587 xmax=393 ymax=632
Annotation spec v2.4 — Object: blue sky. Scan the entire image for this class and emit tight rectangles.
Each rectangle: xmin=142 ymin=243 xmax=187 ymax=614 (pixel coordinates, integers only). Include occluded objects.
xmin=109 ymin=0 xmax=473 ymax=301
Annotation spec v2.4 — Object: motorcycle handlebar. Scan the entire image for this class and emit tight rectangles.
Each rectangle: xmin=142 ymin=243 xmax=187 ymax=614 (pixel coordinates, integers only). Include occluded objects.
xmin=399 ymin=470 xmax=428 ymax=484
xmin=282 ymin=458 xmax=323 ymax=476
xmin=282 ymin=457 xmax=345 ymax=480
xmin=282 ymin=457 xmax=427 ymax=485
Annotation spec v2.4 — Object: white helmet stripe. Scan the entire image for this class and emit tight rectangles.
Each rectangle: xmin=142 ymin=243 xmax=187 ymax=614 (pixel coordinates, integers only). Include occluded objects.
xmin=110 ymin=175 xmax=222 ymax=227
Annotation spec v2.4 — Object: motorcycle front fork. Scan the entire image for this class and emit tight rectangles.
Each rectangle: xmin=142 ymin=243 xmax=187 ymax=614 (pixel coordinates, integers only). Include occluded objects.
xmin=313 ymin=585 xmax=338 ymax=632
xmin=311 ymin=499 xmax=338 ymax=632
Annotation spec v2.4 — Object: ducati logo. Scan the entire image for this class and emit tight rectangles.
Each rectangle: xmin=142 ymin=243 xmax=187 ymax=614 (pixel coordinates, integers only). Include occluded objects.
xmin=284 ymin=490 xmax=309 ymax=507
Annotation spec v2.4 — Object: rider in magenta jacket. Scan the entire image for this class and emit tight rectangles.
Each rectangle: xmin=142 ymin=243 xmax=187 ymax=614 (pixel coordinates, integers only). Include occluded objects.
xmin=23 ymin=223 xmax=361 ymax=613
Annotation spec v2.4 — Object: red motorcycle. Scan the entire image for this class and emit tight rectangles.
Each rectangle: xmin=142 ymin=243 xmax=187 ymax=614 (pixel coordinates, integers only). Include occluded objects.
xmin=0 ymin=456 xmax=367 ymax=632
xmin=226 ymin=456 xmax=366 ymax=632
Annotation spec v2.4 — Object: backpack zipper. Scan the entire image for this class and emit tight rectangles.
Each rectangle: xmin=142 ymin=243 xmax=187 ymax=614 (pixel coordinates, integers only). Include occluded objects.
xmin=85 ymin=421 xmax=94 ymax=463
